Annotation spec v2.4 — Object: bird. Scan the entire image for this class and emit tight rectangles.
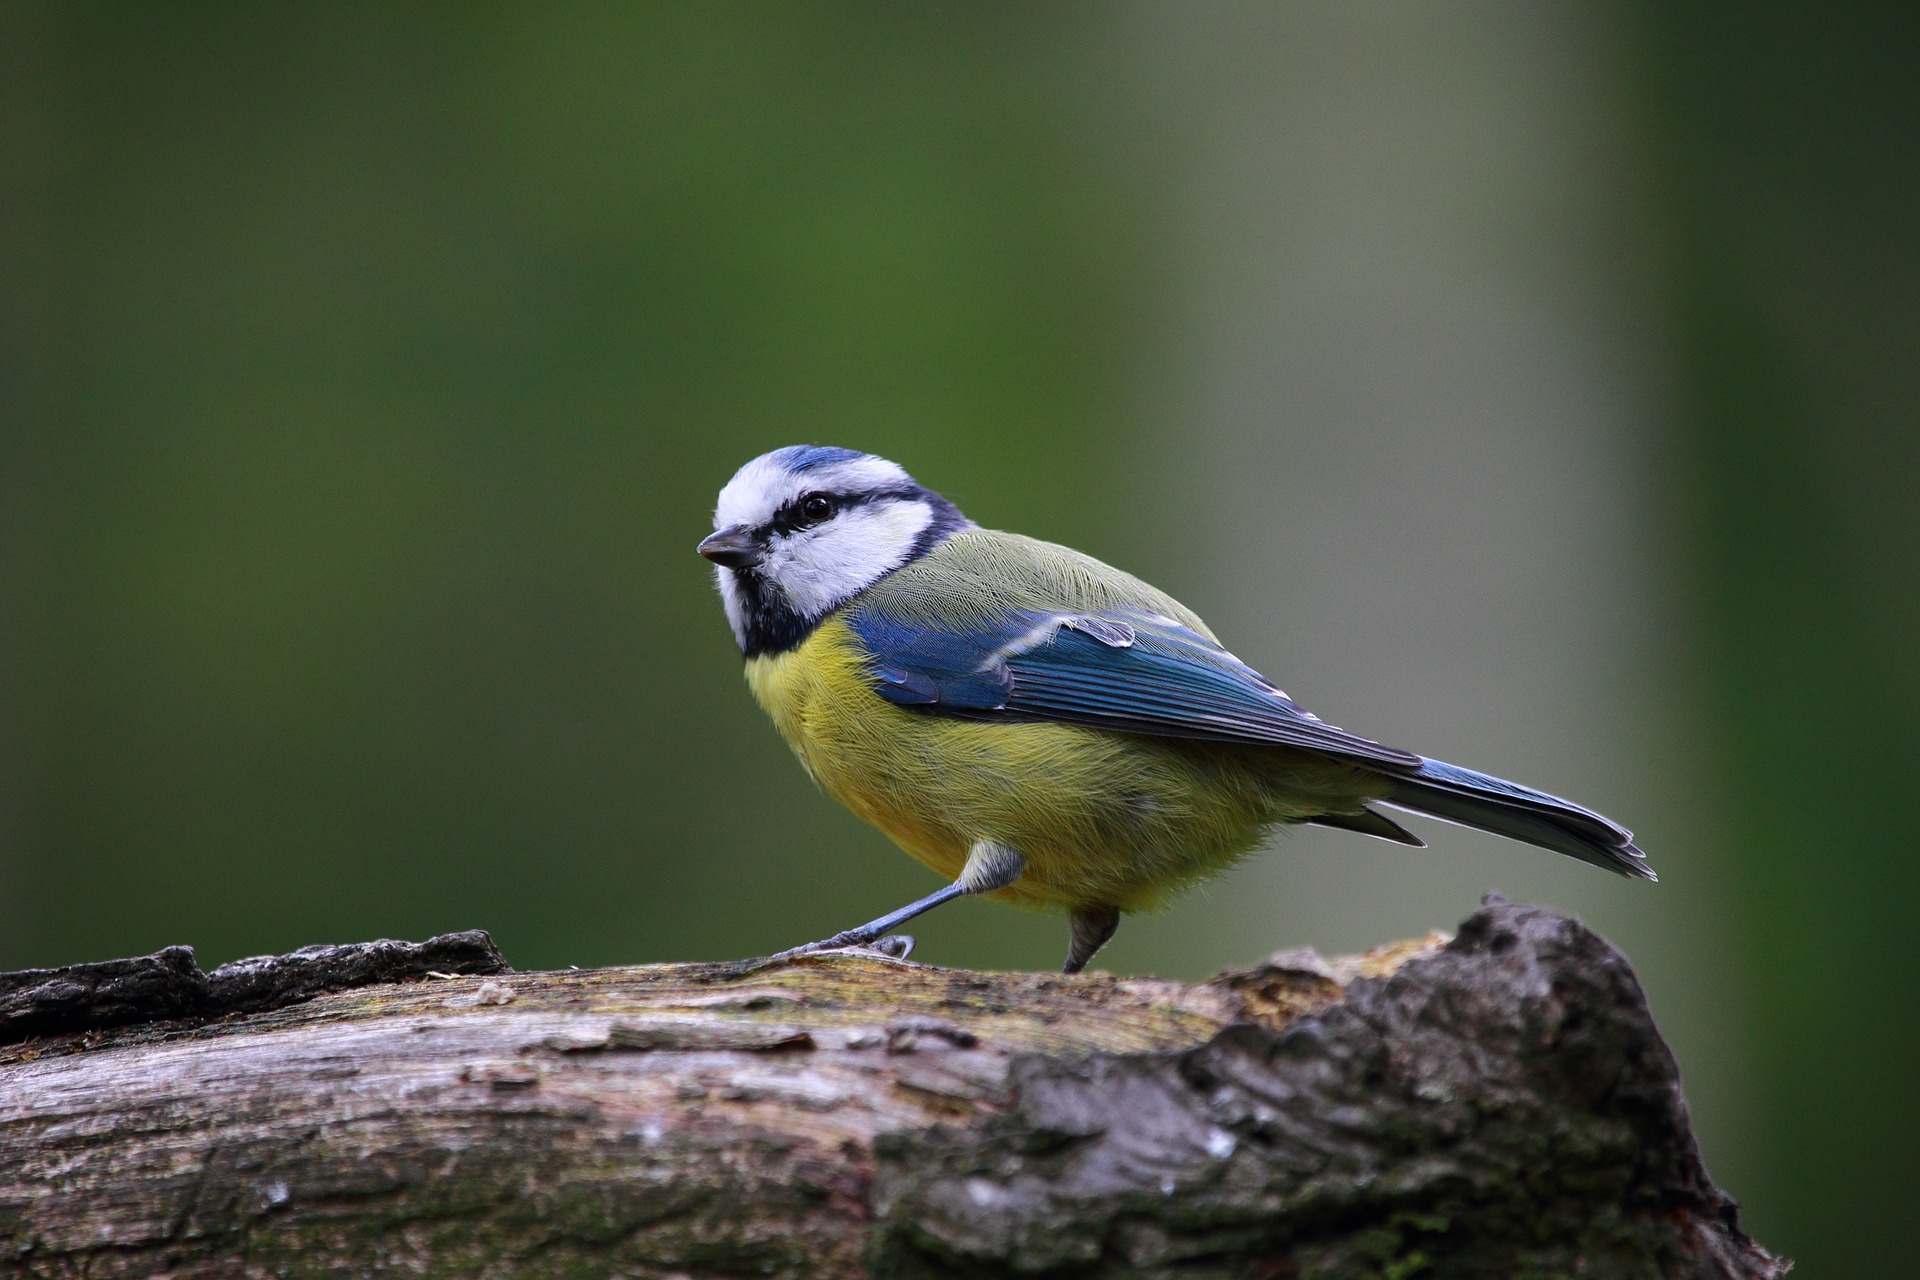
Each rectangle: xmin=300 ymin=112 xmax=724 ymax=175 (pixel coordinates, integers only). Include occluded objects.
xmin=699 ymin=445 xmax=1653 ymax=975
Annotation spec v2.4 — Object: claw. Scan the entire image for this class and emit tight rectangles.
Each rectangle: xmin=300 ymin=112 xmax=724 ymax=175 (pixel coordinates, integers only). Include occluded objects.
xmin=769 ymin=932 xmax=916 ymax=964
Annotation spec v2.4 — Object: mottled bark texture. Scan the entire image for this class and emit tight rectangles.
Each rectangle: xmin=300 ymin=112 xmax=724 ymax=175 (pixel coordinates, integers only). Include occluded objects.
xmin=0 ymin=932 xmax=509 ymax=1043
xmin=0 ymin=897 xmax=1784 ymax=1279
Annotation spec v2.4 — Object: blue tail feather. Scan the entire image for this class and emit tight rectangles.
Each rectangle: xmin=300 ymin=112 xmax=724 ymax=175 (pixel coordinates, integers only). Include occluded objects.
xmin=1378 ymin=758 xmax=1655 ymax=880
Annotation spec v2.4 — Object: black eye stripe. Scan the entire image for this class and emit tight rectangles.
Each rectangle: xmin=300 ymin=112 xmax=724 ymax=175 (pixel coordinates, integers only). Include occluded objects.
xmin=764 ymin=487 xmax=921 ymax=536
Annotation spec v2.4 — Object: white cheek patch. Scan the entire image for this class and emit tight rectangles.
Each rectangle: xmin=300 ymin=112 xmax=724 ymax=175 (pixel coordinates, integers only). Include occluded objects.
xmin=715 ymin=566 xmax=751 ymax=649
xmin=764 ymin=500 xmax=936 ymax=618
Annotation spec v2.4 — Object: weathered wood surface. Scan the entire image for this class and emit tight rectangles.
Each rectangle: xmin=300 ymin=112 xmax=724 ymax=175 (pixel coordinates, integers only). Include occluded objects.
xmin=0 ymin=896 xmax=1784 ymax=1279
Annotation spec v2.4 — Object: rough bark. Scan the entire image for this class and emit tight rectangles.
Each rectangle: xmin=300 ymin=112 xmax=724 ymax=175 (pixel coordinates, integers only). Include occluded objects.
xmin=0 ymin=896 xmax=1785 ymax=1279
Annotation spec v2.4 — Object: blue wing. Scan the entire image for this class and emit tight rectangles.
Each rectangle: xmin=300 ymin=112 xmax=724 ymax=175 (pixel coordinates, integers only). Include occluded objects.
xmin=846 ymin=603 xmax=1420 ymax=768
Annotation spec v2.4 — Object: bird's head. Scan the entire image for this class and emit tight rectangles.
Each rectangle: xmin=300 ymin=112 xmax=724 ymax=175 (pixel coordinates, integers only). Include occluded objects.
xmin=700 ymin=446 xmax=971 ymax=656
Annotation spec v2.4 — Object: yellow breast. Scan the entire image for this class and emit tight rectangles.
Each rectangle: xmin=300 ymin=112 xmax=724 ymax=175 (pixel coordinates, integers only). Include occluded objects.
xmin=742 ymin=615 xmax=1291 ymax=911
xmin=744 ymin=618 xmax=882 ymax=791
xmin=745 ymin=617 xmax=972 ymax=875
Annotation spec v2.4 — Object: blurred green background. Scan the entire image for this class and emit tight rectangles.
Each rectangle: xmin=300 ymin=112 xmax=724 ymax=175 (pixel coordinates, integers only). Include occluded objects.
xmin=2 ymin=2 xmax=1914 ymax=1274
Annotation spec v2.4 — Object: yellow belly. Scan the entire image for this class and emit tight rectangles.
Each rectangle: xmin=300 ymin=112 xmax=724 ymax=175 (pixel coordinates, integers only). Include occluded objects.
xmin=745 ymin=616 xmax=1368 ymax=912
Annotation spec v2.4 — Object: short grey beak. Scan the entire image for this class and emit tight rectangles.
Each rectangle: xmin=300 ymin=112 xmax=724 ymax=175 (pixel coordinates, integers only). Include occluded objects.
xmin=697 ymin=525 xmax=761 ymax=569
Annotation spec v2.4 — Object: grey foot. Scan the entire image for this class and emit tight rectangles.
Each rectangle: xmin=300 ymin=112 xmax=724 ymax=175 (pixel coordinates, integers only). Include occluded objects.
xmin=768 ymin=932 xmax=914 ymax=963
xmin=771 ymin=842 xmax=1026 ymax=967
xmin=1063 ymin=904 xmax=1120 ymax=974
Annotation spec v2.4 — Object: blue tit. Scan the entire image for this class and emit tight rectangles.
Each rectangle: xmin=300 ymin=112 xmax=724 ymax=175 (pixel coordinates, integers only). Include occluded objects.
xmin=699 ymin=445 xmax=1652 ymax=974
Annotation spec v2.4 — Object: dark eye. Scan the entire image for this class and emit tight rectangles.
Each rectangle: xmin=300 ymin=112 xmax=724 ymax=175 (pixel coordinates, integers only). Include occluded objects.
xmin=797 ymin=493 xmax=835 ymax=525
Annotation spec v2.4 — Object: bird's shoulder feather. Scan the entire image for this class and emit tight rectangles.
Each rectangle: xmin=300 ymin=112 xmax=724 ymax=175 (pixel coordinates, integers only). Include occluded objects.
xmin=841 ymin=528 xmax=1419 ymax=766
xmin=854 ymin=528 xmax=1216 ymax=637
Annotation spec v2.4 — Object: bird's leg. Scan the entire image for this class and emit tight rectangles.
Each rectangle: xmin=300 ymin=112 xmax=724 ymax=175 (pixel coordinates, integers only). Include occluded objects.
xmin=771 ymin=842 xmax=1026 ymax=962
xmin=1062 ymin=904 xmax=1120 ymax=974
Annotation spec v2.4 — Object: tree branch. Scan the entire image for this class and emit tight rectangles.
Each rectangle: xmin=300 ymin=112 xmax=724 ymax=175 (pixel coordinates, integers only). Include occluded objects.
xmin=0 ymin=896 xmax=1785 ymax=1278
